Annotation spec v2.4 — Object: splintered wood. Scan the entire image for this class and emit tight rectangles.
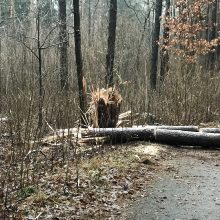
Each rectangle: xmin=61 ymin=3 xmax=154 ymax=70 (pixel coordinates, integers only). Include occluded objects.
xmin=90 ymin=87 xmax=122 ymax=128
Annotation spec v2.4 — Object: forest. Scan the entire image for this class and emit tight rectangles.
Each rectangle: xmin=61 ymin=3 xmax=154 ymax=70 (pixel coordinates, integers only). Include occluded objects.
xmin=0 ymin=0 xmax=219 ymax=219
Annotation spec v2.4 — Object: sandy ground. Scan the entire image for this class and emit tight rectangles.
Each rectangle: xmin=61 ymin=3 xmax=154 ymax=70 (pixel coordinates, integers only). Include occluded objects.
xmin=126 ymin=147 xmax=220 ymax=220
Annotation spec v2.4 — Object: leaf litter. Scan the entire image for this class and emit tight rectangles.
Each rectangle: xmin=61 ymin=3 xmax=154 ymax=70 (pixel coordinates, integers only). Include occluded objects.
xmin=0 ymin=137 xmax=168 ymax=220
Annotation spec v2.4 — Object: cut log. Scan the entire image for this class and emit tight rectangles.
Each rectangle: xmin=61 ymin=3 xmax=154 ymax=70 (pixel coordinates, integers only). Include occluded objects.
xmin=155 ymin=129 xmax=220 ymax=148
xmin=42 ymin=126 xmax=220 ymax=148
xmin=85 ymin=125 xmax=199 ymax=134
xmin=84 ymin=127 xmax=155 ymax=142
xmin=200 ymin=128 xmax=220 ymax=134
xmin=146 ymin=125 xmax=199 ymax=132
xmin=84 ymin=127 xmax=220 ymax=148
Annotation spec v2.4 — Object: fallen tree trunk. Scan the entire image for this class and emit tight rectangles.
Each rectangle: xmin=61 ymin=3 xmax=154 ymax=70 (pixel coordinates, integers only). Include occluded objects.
xmin=200 ymin=128 xmax=220 ymax=134
xmin=84 ymin=125 xmax=199 ymax=136
xmin=43 ymin=126 xmax=220 ymax=148
xmin=84 ymin=127 xmax=155 ymax=142
xmin=155 ymin=129 xmax=220 ymax=148
xmin=146 ymin=125 xmax=199 ymax=132
xmin=84 ymin=127 xmax=220 ymax=148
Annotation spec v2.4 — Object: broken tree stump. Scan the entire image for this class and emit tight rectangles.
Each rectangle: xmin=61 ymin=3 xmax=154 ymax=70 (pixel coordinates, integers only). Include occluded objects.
xmin=90 ymin=88 xmax=122 ymax=128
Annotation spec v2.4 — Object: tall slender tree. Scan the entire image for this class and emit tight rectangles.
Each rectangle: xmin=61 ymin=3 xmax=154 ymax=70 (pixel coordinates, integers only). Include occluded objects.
xmin=88 ymin=0 xmax=92 ymax=48
xmin=36 ymin=2 xmax=43 ymax=131
xmin=58 ymin=0 xmax=68 ymax=91
xmin=73 ymin=0 xmax=87 ymax=125
xmin=207 ymin=0 xmax=217 ymax=71
xmin=150 ymin=0 xmax=163 ymax=90
xmin=160 ymin=0 xmax=170 ymax=82
xmin=106 ymin=0 xmax=117 ymax=88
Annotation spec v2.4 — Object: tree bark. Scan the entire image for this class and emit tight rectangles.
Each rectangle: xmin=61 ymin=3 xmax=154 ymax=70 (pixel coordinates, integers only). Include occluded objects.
xmin=106 ymin=0 xmax=117 ymax=88
xmin=200 ymin=128 xmax=220 ymax=133
xmin=37 ymin=8 xmax=43 ymax=131
xmin=150 ymin=0 xmax=163 ymax=90
xmin=88 ymin=0 xmax=92 ymax=48
xmin=155 ymin=129 xmax=220 ymax=148
xmin=208 ymin=0 xmax=217 ymax=71
xmin=84 ymin=127 xmax=155 ymax=142
xmin=59 ymin=0 xmax=69 ymax=91
xmin=73 ymin=0 xmax=87 ymax=125
xmin=83 ymin=127 xmax=220 ymax=148
xmin=160 ymin=0 xmax=170 ymax=82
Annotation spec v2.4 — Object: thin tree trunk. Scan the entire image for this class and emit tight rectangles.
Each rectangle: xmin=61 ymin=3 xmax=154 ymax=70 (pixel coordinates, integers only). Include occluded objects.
xmin=0 ymin=4 xmax=1 ymax=99
xmin=88 ymin=0 xmax=92 ymax=48
xmin=37 ymin=10 xmax=43 ymax=131
xmin=73 ymin=0 xmax=87 ymax=125
xmin=59 ymin=0 xmax=69 ymax=91
xmin=208 ymin=0 xmax=217 ymax=71
xmin=160 ymin=0 xmax=170 ymax=82
xmin=150 ymin=0 xmax=163 ymax=90
xmin=106 ymin=0 xmax=117 ymax=88
xmin=216 ymin=0 xmax=220 ymax=64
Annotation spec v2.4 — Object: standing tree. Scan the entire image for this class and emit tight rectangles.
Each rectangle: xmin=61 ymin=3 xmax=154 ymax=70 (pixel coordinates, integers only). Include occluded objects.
xmin=106 ymin=0 xmax=117 ymax=88
xmin=150 ymin=0 xmax=163 ymax=90
xmin=160 ymin=0 xmax=170 ymax=82
xmin=164 ymin=0 xmax=220 ymax=63
xmin=73 ymin=0 xmax=87 ymax=125
xmin=58 ymin=0 xmax=69 ymax=91
xmin=88 ymin=0 xmax=92 ymax=48
xmin=207 ymin=0 xmax=217 ymax=71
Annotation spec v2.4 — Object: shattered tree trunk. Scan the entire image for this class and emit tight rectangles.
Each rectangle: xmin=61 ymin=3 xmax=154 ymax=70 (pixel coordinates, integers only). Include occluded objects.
xmin=90 ymin=88 xmax=122 ymax=128
xmin=83 ymin=127 xmax=220 ymax=148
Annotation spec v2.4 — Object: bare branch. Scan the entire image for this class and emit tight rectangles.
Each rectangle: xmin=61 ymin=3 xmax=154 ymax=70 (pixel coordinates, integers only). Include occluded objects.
xmin=41 ymin=41 xmax=67 ymax=50
xmin=40 ymin=23 xmax=59 ymax=48
xmin=123 ymin=0 xmax=142 ymax=24
xmin=7 ymin=35 xmax=39 ymax=59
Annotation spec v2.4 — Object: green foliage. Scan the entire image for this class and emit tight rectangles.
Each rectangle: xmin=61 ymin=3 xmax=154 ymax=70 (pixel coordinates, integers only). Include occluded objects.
xmin=18 ymin=186 xmax=37 ymax=199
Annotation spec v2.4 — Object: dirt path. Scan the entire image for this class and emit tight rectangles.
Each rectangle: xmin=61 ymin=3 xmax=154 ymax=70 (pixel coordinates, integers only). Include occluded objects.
xmin=127 ymin=148 xmax=220 ymax=220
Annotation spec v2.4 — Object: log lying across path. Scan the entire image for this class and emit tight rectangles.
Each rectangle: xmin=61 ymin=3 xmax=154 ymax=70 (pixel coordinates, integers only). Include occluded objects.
xmin=43 ymin=126 xmax=220 ymax=148
xmin=83 ymin=127 xmax=220 ymax=148
xmin=200 ymin=128 xmax=220 ymax=134
xmin=155 ymin=129 xmax=220 ymax=148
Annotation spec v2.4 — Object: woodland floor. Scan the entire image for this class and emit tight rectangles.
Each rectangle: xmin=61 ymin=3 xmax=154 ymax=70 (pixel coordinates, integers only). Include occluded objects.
xmin=0 ymin=138 xmax=220 ymax=220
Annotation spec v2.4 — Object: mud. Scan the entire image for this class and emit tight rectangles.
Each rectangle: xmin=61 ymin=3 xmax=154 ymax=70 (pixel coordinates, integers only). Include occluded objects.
xmin=127 ymin=148 xmax=220 ymax=220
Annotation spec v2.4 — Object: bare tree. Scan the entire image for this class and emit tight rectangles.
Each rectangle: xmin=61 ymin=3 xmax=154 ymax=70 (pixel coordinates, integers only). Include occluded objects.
xmin=150 ymin=0 xmax=163 ymax=90
xmin=160 ymin=0 xmax=170 ymax=82
xmin=36 ymin=8 xmax=43 ymax=131
xmin=106 ymin=0 xmax=117 ymax=88
xmin=88 ymin=0 xmax=92 ymax=48
xmin=208 ymin=0 xmax=217 ymax=71
xmin=73 ymin=0 xmax=87 ymax=125
xmin=59 ymin=0 xmax=69 ymax=91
